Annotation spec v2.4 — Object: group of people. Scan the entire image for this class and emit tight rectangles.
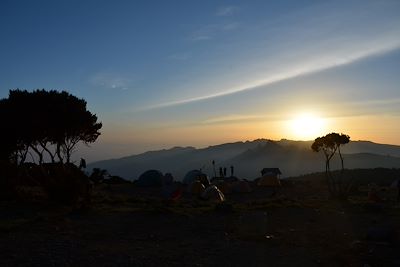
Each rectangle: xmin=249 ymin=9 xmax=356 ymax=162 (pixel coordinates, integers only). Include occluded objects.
xmin=218 ymin=166 xmax=234 ymax=178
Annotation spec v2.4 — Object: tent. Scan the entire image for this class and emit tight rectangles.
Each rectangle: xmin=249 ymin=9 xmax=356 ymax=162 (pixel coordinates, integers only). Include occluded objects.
xmin=187 ymin=180 xmax=205 ymax=196
xmin=231 ymin=180 xmax=252 ymax=193
xmin=162 ymin=182 xmax=183 ymax=200
xmin=136 ymin=170 xmax=164 ymax=187
xmin=224 ymin=176 xmax=239 ymax=183
xmin=257 ymin=174 xmax=281 ymax=187
xmin=210 ymin=176 xmax=239 ymax=184
xmin=215 ymin=180 xmax=232 ymax=194
xmin=201 ymin=185 xmax=225 ymax=202
xmin=183 ymin=170 xmax=210 ymax=186
xmin=261 ymin=168 xmax=282 ymax=176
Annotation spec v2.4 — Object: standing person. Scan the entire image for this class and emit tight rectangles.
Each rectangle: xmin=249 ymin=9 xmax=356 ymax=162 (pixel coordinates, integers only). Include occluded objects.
xmin=223 ymin=167 xmax=227 ymax=177
xmin=79 ymin=158 xmax=86 ymax=170
xmin=219 ymin=167 xmax=223 ymax=177
xmin=212 ymin=160 xmax=217 ymax=178
xmin=230 ymin=165 xmax=234 ymax=177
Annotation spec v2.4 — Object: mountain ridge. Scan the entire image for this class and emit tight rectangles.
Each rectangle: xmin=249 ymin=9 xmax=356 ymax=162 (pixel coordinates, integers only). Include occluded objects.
xmin=88 ymin=139 xmax=400 ymax=180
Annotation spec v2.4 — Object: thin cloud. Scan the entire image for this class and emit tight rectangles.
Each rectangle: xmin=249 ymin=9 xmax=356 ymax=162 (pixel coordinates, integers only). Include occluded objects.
xmin=89 ymin=72 xmax=131 ymax=90
xmin=216 ymin=6 xmax=239 ymax=16
xmin=202 ymin=114 xmax=265 ymax=124
xmin=189 ymin=22 xmax=240 ymax=41
xmin=145 ymin=40 xmax=400 ymax=110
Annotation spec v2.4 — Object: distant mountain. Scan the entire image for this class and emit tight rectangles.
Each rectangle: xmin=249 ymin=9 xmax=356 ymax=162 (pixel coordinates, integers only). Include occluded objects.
xmin=340 ymin=141 xmax=400 ymax=157
xmin=88 ymin=139 xmax=400 ymax=181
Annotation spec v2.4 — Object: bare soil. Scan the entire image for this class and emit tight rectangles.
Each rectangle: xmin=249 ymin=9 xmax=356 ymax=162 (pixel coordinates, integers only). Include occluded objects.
xmin=1 ymin=181 xmax=399 ymax=267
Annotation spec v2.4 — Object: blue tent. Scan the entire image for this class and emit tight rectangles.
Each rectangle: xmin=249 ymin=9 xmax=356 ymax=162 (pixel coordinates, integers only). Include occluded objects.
xmin=183 ymin=170 xmax=209 ymax=186
xmin=136 ymin=169 xmax=164 ymax=187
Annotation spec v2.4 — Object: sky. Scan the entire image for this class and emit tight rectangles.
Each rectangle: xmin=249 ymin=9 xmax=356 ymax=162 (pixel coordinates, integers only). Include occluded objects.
xmin=1 ymin=0 xmax=400 ymax=162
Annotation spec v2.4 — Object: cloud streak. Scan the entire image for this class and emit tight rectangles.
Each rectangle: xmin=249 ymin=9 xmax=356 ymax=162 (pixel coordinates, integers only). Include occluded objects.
xmin=89 ymin=72 xmax=131 ymax=90
xmin=216 ymin=6 xmax=239 ymax=16
xmin=201 ymin=114 xmax=266 ymax=125
xmin=189 ymin=22 xmax=240 ymax=41
xmin=145 ymin=39 xmax=400 ymax=110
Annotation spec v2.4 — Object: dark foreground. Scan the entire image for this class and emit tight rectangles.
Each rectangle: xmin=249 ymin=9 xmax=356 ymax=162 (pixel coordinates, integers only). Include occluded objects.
xmin=1 ymin=182 xmax=399 ymax=267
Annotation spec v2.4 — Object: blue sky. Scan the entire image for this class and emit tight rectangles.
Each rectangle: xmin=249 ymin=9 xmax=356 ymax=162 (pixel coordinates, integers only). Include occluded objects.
xmin=1 ymin=0 xmax=400 ymax=161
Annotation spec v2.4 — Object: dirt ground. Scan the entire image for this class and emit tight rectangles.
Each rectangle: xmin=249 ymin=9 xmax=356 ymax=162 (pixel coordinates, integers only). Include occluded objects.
xmin=1 ymin=182 xmax=399 ymax=267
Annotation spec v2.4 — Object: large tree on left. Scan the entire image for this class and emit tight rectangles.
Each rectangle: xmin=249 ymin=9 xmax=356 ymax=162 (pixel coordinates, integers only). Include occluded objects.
xmin=0 ymin=89 xmax=102 ymax=165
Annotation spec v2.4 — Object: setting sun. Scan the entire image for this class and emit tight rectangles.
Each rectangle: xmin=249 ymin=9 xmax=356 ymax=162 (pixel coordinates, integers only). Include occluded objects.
xmin=289 ymin=113 xmax=327 ymax=140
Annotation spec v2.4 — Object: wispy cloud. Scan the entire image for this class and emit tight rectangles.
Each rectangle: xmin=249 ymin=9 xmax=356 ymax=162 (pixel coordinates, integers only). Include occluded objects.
xmin=145 ymin=39 xmax=400 ymax=110
xmin=189 ymin=22 xmax=240 ymax=41
xmin=216 ymin=6 xmax=239 ymax=16
xmin=202 ymin=114 xmax=265 ymax=124
xmin=89 ymin=72 xmax=131 ymax=90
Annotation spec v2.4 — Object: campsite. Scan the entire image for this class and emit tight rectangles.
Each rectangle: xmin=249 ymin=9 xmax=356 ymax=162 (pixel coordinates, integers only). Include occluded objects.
xmin=1 ymin=167 xmax=400 ymax=267
xmin=2 ymin=1 xmax=400 ymax=266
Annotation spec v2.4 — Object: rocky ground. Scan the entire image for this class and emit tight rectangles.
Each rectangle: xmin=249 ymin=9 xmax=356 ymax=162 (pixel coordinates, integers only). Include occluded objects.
xmin=1 ymin=181 xmax=399 ymax=267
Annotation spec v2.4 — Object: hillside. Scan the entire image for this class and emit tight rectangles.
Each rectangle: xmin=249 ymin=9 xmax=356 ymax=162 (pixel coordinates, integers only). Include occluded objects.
xmin=88 ymin=139 xmax=400 ymax=180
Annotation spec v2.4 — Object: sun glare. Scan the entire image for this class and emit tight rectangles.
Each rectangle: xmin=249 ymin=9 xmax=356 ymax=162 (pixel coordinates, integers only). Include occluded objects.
xmin=289 ymin=113 xmax=326 ymax=140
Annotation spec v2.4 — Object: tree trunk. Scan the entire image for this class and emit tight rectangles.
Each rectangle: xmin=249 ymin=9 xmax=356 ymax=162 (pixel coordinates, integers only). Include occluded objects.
xmin=30 ymin=145 xmax=43 ymax=165
xmin=325 ymin=155 xmax=333 ymax=196
xmin=56 ymin=143 xmax=64 ymax=163
xmin=66 ymin=146 xmax=71 ymax=164
xmin=39 ymin=142 xmax=55 ymax=163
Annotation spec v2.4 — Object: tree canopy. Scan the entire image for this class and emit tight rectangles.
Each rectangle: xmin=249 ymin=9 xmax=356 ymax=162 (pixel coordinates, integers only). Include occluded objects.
xmin=311 ymin=132 xmax=350 ymax=198
xmin=0 ymin=89 xmax=102 ymax=164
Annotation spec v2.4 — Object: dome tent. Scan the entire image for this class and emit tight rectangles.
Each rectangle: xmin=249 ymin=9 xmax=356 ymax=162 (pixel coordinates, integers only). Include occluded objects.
xmin=201 ymin=185 xmax=225 ymax=202
xmin=136 ymin=169 xmax=164 ymax=187
xmin=187 ymin=180 xmax=205 ymax=196
xmin=231 ymin=180 xmax=252 ymax=193
xmin=183 ymin=170 xmax=209 ymax=186
xmin=214 ymin=180 xmax=232 ymax=194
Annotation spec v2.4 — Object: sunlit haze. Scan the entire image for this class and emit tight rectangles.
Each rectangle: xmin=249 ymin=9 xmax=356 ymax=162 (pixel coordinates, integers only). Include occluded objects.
xmin=1 ymin=0 xmax=400 ymax=162
xmin=288 ymin=113 xmax=327 ymax=140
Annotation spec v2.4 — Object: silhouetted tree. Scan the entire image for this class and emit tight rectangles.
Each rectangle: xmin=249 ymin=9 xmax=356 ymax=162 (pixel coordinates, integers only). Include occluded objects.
xmin=0 ymin=89 xmax=102 ymax=165
xmin=311 ymin=132 xmax=350 ymax=198
xmin=336 ymin=133 xmax=350 ymax=171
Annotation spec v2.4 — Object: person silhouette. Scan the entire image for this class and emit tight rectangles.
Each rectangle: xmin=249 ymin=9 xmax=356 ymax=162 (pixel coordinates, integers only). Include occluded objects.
xmin=230 ymin=165 xmax=234 ymax=176
xmin=223 ymin=167 xmax=227 ymax=177
xmin=79 ymin=158 xmax=86 ymax=170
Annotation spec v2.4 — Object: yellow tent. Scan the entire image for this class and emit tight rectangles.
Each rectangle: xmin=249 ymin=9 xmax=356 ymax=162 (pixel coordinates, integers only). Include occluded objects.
xmin=201 ymin=185 xmax=225 ymax=202
xmin=187 ymin=180 xmax=205 ymax=195
xmin=257 ymin=174 xmax=281 ymax=187
xmin=215 ymin=181 xmax=232 ymax=194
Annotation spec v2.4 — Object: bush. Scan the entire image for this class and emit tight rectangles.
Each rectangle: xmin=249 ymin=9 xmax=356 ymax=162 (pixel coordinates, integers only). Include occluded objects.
xmin=40 ymin=163 xmax=92 ymax=205
xmin=0 ymin=161 xmax=19 ymax=200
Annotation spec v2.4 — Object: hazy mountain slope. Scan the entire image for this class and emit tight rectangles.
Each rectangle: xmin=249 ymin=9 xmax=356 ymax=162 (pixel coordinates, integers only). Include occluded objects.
xmin=89 ymin=139 xmax=272 ymax=180
xmin=225 ymin=143 xmax=322 ymax=178
xmin=224 ymin=145 xmax=400 ymax=178
xmin=88 ymin=139 xmax=400 ymax=180
xmin=341 ymin=141 xmax=400 ymax=157
xmin=277 ymin=139 xmax=400 ymax=157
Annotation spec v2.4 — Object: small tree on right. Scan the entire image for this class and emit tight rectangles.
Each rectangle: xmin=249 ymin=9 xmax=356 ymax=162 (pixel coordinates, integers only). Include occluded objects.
xmin=311 ymin=132 xmax=350 ymax=198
